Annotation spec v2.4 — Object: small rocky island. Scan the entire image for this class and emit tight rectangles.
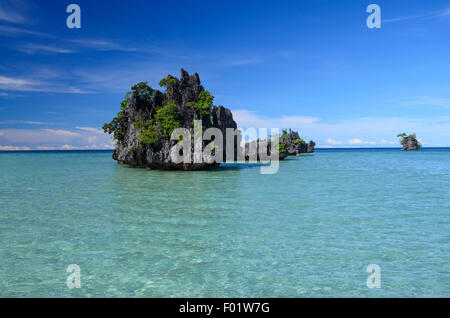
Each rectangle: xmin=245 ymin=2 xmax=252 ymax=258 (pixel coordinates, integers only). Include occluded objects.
xmin=103 ymin=69 xmax=238 ymax=170
xmin=281 ymin=129 xmax=315 ymax=155
xmin=244 ymin=129 xmax=315 ymax=161
xmin=397 ymin=133 xmax=422 ymax=150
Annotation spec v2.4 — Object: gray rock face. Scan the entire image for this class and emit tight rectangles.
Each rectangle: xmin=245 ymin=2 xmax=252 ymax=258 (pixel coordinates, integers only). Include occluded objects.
xmin=243 ymin=129 xmax=315 ymax=161
xmin=244 ymin=139 xmax=289 ymax=161
xmin=307 ymin=141 xmax=316 ymax=153
xmin=111 ymin=69 xmax=238 ymax=170
xmin=283 ymin=129 xmax=315 ymax=155
xmin=213 ymin=105 xmax=239 ymax=162
xmin=286 ymin=130 xmax=302 ymax=155
xmin=401 ymin=136 xmax=421 ymax=151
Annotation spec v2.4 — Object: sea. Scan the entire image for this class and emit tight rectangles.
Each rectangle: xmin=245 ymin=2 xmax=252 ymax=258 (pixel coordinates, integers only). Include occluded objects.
xmin=0 ymin=148 xmax=449 ymax=297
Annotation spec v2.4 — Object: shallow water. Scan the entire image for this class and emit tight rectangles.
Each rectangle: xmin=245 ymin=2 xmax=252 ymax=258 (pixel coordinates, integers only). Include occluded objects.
xmin=0 ymin=148 xmax=449 ymax=297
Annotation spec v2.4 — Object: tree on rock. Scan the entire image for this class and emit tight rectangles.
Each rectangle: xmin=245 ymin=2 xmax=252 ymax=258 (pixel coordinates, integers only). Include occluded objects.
xmin=397 ymin=133 xmax=422 ymax=151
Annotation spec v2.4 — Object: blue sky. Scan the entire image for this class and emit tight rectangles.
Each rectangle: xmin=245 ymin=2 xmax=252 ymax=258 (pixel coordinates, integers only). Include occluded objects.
xmin=0 ymin=0 xmax=449 ymax=150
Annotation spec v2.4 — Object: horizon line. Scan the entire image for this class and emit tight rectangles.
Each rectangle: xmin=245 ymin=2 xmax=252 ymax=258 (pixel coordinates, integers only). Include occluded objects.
xmin=1 ymin=146 xmax=450 ymax=152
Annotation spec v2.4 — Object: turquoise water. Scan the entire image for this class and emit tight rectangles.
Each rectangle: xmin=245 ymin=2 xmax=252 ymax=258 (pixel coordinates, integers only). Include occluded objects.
xmin=0 ymin=149 xmax=449 ymax=297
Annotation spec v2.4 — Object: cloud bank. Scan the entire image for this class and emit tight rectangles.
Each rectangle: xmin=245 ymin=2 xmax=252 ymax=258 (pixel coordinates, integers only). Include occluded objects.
xmin=0 ymin=126 xmax=114 ymax=150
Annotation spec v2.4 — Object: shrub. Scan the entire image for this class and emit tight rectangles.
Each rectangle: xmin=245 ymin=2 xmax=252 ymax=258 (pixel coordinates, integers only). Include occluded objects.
xmin=154 ymin=101 xmax=181 ymax=138
xmin=159 ymin=75 xmax=178 ymax=88
xmin=134 ymin=101 xmax=181 ymax=145
xmin=104 ymin=75 xmax=212 ymax=146
xmin=135 ymin=119 xmax=161 ymax=145
xmin=278 ymin=143 xmax=288 ymax=153
xmin=102 ymin=94 xmax=130 ymax=142
xmin=187 ymin=91 xmax=214 ymax=116
xmin=131 ymin=82 xmax=155 ymax=101
xmin=397 ymin=132 xmax=422 ymax=148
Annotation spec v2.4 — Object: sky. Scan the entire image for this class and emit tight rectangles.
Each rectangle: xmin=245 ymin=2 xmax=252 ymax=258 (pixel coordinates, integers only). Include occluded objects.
xmin=0 ymin=0 xmax=449 ymax=150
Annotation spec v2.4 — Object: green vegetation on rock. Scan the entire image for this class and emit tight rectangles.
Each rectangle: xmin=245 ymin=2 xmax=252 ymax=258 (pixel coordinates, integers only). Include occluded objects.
xmin=278 ymin=143 xmax=288 ymax=153
xmin=397 ymin=132 xmax=422 ymax=150
xmin=104 ymin=72 xmax=217 ymax=147
xmin=134 ymin=101 xmax=181 ymax=145
xmin=187 ymin=91 xmax=214 ymax=117
xmin=131 ymin=82 xmax=156 ymax=100
xmin=154 ymin=101 xmax=181 ymax=138
xmin=102 ymin=95 xmax=130 ymax=142
xmin=135 ymin=118 xmax=160 ymax=145
xmin=159 ymin=75 xmax=178 ymax=88
xmin=278 ymin=129 xmax=290 ymax=153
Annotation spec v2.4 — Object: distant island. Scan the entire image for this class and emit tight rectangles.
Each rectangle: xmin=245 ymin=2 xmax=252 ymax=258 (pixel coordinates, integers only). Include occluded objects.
xmin=281 ymin=129 xmax=315 ymax=156
xmin=244 ymin=129 xmax=315 ymax=161
xmin=397 ymin=133 xmax=422 ymax=150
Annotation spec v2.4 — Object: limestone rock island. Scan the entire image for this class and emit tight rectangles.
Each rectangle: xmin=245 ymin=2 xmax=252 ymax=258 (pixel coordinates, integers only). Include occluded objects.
xmin=244 ymin=129 xmax=315 ymax=161
xmin=281 ymin=129 xmax=315 ymax=155
xmin=103 ymin=69 xmax=238 ymax=170
xmin=397 ymin=133 xmax=422 ymax=151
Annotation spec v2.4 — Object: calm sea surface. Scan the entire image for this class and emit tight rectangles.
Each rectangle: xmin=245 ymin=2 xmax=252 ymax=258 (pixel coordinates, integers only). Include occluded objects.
xmin=0 ymin=148 xmax=449 ymax=297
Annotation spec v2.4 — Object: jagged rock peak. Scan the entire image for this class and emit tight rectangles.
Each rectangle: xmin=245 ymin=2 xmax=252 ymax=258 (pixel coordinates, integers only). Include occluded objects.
xmin=281 ymin=129 xmax=315 ymax=155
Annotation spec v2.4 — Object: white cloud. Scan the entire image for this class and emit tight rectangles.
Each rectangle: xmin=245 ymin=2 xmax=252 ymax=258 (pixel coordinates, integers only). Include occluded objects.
xmin=76 ymin=126 xmax=103 ymax=134
xmin=0 ymin=75 xmax=50 ymax=92
xmin=0 ymin=11 xmax=25 ymax=24
xmin=42 ymin=129 xmax=81 ymax=137
xmin=35 ymin=144 xmax=110 ymax=150
xmin=0 ymin=0 xmax=28 ymax=24
xmin=379 ymin=139 xmax=396 ymax=145
xmin=34 ymin=144 xmax=110 ymax=150
xmin=0 ymin=127 xmax=114 ymax=150
xmin=231 ymin=110 xmax=450 ymax=147
xmin=399 ymin=96 xmax=450 ymax=109
xmin=326 ymin=138 xmax=343 ymax=145
xmin=0 ymin=145 xmax=31 ymax=151
xmin=87 ymin=136 xmax=97 ymax=144
xmin=17 ymin=39 xmax=140 ymax=55
xmin=60 ymin=144 xmax=76 ymax=150
xmin=0 ymin=129 xmax=80 ymax=144
xmin=0 ymin=75 xmax=32 ymax=88
xmin=348 ymin=138 xmax=377 ymax=145
xmin=0 ymin=25 xmax=51 ymax=37
xmin=0 ymin=75 xmax=89 ymax=93
xmin=324 ymin=138 xmax=397 ymax=147
xmin=35 ymin=146 xmax=56 ymax=150
xmin=0 ymin=120 xmax=52 ymax=125
xmin=35 ymin=145 xmax=76 ymax=151
xmin=384 ymin=7 xmax=450 ymax=23
xmin=36 ymin=143 xmax=114 ymax=150
xmin=19 ymin=44 xmax=76 ymax=55
xmin=233 ymin=109 xmax=320 ymax=128
xmin=68 ymin=39 xmax=138 ymax=52
xmin=223 ymin=56 xmax=263 ymax=66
